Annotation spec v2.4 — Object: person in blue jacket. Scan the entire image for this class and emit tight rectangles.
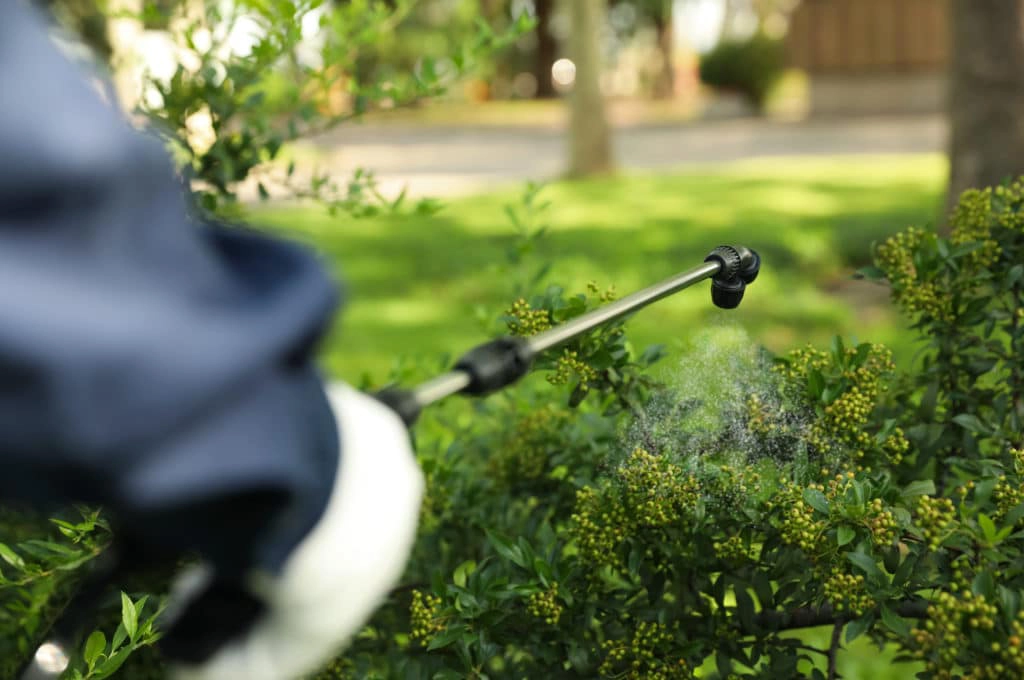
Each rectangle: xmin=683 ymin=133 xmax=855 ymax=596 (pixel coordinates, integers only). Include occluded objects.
xmin=2 ymin=3 xmax=423 ymax=678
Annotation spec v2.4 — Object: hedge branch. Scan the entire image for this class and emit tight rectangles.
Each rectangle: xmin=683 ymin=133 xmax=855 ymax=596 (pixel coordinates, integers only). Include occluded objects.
xmin=744 ymin=600 xmax=929 ymax=633
xmin=827 ymin=621 xmax=842 ymax=680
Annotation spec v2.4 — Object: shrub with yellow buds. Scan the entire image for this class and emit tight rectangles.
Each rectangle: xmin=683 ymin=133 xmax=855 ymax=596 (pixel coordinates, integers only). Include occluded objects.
xmin=915 ymin=496 xmax=957 ymax=550
xmin=409 ymin=590 xmax=446 ymax=645
xmin=505 ymin=298 xmax=552 ymax=337
xmin=822 ymin=571 xmax=875 ymax=616
xmin=569 ymin=448 xmax=700 ymax=569
xmin=599 ymin=621 xmax=691 ymax=680
xmin=911 ymin=590 xmax=1002 ymax=678
xmin=526 ymin=583 xmax=563 ymax=625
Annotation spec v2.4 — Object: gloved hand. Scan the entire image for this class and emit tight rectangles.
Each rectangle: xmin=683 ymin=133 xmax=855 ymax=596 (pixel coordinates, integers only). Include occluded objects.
xmin=167 ymin=383 xmax=424 ymax=680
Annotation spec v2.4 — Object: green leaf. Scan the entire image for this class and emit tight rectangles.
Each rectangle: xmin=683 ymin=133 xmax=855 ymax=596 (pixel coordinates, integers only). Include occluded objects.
xmin=487 ymin=531 xmax=527 ymax=569
xmin=752 ymin=571 xmax=774 ymax=609
xmin=426 ymin=624 xmax=466 ymax=651
xmin=902 ymin=479 xmax=936 ymax=500
xmin=807 ymin=369 xmax=825 ymax=398
xmin=452 ymin=560 xmax=476 ymax=589
xmin=0 ymin=543 xmax=24 ymax=570
xmin=978 ymin=513 xmax=998 ymax=544
xmin=802 ymin=488 xmax=829 ymax=515
xmin=845 ymin=614 xmax=873 ymax=643
xmin=880 ymin=605 xmax=911 ymax=637
xmin=831 ymin=335 xmax=846 ymax=360
xmin=855 ymin=265 xmax=885 ymax=280
xmin=973 ymin=570 xmax=996 ymax=599
xmin=735 ymin=587 xmax=756 ymax=631
xmin=846 ymin=551 xmax=883 ymax=578
xmin=893 ymin=554 xmax=918 ymax=588
xmin=92 ymin=647 xmax=131 ymax=680
xmin=533 ymin=558 xmax=553 ymax=584
xmin=837 ymin=526 xmax=856 ymax=547
xmin=121 ymin=592 xmax=138 ymax=643
xmin=111 ymin=623 xmax=128 ymax=653
xmin=952 ymin=413 xmax=991 ymax=435
xmin=84 ymin=630 xmax=106 ymax=669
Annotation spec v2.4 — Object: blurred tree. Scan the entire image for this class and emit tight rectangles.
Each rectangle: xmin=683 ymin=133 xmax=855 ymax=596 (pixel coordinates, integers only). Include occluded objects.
xmin=649 ymin=0 xmax=673 ymax=98
xmin=608 ymin=0 xmax=675 ymax=98
xmin=567 ymin=0 xmax=613 ymax=177
xmin=533 ymin=0 xmax=558 ymax=97
xmin=947 ymin=0 xmax=1024 ymax=218
xmin=719 ymin=0 xmax=740 ymax=40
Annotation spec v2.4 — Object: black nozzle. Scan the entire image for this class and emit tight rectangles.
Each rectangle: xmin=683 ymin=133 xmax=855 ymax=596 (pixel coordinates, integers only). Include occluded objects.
xmin=711 ymin=277 xmax=746 ymax=309
xmin=705 ymin=245 xmax=761 ymax=309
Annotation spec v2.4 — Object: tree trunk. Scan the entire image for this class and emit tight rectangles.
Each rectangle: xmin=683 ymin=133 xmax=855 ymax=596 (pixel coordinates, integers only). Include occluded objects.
xmin=533 ymin=0 xmax=559 ymax=98
xmin=567 ymin=0 xmax=613 ymax=177
xmin=719 ymin=0 xmax=740 ymax=41
xmin=947 ymin=0 xmax=1024 ymax=221
xmin=652 ymin=3 xmax=675 ymax=99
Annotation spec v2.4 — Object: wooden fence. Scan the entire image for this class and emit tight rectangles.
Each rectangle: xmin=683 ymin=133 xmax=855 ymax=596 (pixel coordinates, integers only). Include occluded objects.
xmin=787 ymin=0 xmax=949 ymax=73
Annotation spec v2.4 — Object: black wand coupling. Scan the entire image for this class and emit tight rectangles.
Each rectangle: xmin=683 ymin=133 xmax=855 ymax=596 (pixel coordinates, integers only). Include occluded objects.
xmin=704 ymin=245 xmax=761 ymax=309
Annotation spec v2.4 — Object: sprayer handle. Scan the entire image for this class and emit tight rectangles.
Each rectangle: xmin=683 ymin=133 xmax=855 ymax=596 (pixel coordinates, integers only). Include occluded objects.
xmin=374 ymin=387 xmax=423 ymax=427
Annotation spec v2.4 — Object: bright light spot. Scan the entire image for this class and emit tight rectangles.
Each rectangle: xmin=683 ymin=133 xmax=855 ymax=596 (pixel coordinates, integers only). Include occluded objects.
xmin=551 ymin=58 xmax=576 ymax=87
xmin=34 ymin=642 xmax=70 ymax=674
xmin=185 ymin=107 xmax=217 ymax=156
xmin=191 ymin=27 xmax=212 ymax=53
xmin=301 ymin=7 xmax=326 ymax=40
xmin=226 ymin=16 xmax=261 ymax=58
xmin=676 ymin=0 xmax=727 ymax=53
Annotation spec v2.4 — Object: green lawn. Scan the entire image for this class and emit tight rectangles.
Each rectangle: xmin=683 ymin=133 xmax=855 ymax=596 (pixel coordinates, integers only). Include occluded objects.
xmin=259 ymin=153 xmax=945 ymax=384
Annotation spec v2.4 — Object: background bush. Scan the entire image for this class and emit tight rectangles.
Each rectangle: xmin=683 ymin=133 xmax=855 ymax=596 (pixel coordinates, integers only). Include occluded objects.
xmin=699 ymin=33 xmax=786 ymax=110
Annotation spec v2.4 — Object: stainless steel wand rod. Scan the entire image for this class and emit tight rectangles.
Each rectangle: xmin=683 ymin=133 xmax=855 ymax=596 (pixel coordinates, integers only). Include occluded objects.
xmin=406 ymin=260 xmax=724 ymax=413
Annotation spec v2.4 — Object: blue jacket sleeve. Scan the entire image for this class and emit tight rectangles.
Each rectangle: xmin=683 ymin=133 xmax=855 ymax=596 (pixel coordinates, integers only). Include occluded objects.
xmin=0 ymin=3 xmax=341 ymax=575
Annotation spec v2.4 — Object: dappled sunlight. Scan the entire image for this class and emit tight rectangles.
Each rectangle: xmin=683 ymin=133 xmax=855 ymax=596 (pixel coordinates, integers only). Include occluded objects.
xmin=776 ymin=228 xmax=833 ymax=266
xmin=721 ymin=153 xmax=946 ymax=186
xmin=258 ymin=157 xmax=942 ymax=380
xmin=344 ymin=297 xmax=451 ymax=326
xmin=735 ymin=184 xmax=843 ymax=216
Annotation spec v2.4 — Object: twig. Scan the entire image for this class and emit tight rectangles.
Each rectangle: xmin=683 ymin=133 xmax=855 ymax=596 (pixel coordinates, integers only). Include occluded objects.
xmin=785 ymin=642 xmax=830 ymax=658
xmin=747 ymin=600 xmax=928 ymax=633
xmin=827 ymin=621 xmax=843 ymax=680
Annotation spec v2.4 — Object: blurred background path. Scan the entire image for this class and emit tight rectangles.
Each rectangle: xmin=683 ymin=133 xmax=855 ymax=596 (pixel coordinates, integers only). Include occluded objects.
xmin=308 ymin=114 xmax=946 ymax=197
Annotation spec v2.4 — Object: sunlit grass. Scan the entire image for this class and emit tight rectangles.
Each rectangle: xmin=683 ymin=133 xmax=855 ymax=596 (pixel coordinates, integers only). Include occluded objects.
xmin=257 ymin=153 xmax=945 ymax=382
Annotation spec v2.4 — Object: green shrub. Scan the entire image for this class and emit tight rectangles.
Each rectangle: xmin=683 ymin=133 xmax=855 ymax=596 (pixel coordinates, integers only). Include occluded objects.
xmin=699 ymin=34 xmax=785 ymax=110
xmin=327 ymin=180 xmax=1024 ymax=679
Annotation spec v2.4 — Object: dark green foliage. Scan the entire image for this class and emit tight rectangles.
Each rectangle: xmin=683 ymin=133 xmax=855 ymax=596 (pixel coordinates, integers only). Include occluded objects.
xmin=327 ymin=182 xmax=1024 ymax=679
xmin=699 ymin=33 xmax=785 ymax=110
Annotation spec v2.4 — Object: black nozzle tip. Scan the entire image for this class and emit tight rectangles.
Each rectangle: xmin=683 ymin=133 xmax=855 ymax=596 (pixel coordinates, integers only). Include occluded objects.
xmin=711 ymin=278 xmax=745 ymax=309
xmin=706 ymin=245 xmax=760 ymax=309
